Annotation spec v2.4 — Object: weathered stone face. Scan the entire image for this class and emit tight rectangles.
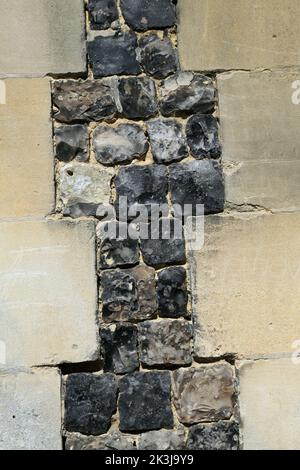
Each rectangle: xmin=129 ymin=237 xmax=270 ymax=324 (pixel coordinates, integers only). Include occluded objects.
xmin=87 ymin=0 xmax=119 ymax=30
xmin=97 ymin=221 xmax=139 ymax=269
xmin=93 ymin=123 xmax=148 ymax=165
xmin=186 ymin=421 xmax=239 ymax=450
xmin=119 ymin=372 xmax=173 ymax=432
xmin=118 ymin=77 xmax=158 ymax=119
xmin=139 ymin=34 xmax=177 ymax=79
xmin=157 ymin=267 xmax=188 ymax=318
xmin=138 ymin=319 xmax=192 ymax=367
xmin=138 ymin=429 xmax=186 ymax=450
xmin=120 ymin=0 xmax=176 ymax=31
xmin=55 ymin=125 xmax=89 ymax=163
xmin=101 ymin=266 xmax=158 ymax=322
xmin=186 ymin=114 xmax=221 ymax=159
xmin=53 ymin=80 xmax=117 ymax=123
xmin=101 ymin=323 xmax=139 ymax=374
xmin=172 ymin=364 xmax=235 ymax=424
xmin=65 ymin=432 xmax=137 ymax=450
xmin=64 ymin=373 xmax=118 ymax=436
xmin=147 ymin=119 xmax=188 ymax=163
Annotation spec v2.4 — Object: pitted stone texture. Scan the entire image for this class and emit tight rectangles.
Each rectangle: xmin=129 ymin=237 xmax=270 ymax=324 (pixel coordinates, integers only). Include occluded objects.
xmin=169 ymin=160 xmax=224 ymax=216
xmin=93 ymin=123 xmax=148 ymax=165
xmin=55 ymin=125 xmax=89 ymax=162
xmin=138 ymin=319 xmax=192 ymax=367
xmin=101 ymin=323 xmax=139 ymax=374
xmin=53 ymin=80 xmax=117 ymax=124
xmin=66 ymin=432 xmax=137 ymax=450
xmin=65 ymin=373 xmax=117 ymax=436
xmin=119 ymin=372 xmax=173 ymax=432
xmin=88 ymin=32 xmax=141 ymax=77
xmin=0 ymin=369 xmax=61 ymax=450
xmin=59 ymin=163 xmax=114 ymax=218
xmin=118 ymin=77 xmax=158 ymax=119
xmin=88 ymin=0 xmax=119 ymax=30
xmin=160 ymin=73 xmax=216 ymax=116
xmin=186 ymin=422 xmax=239 ymax=450
xmin=98 ymin=221 xmax=139 ymax=269
xmin=139 ymin=34 xmax=177 ymax=79
xmin=186 ymin=114 xmax=221 ymax=159
xmin=0 ymin=220 xmax=99 ymax=367
xmin=157 ymin=267 xmax=188 ymax=318
xmin=173 ymin=364 xmax=234 ymax=424
xmin=139 ymin=429 xmax=185 ymax=450
xmin=101 ymin=266 xmax=158 ymax=322
xmin=140 ymin=219 xmax=186 ymax=268
xmin=0 ymin=78 xmax=53 ymax=218
xmin=120 ymin=0 xmax=176 ymax=31
xmin=0 ymin=0 xmax=85 ymax=75
xmin=147 ymin=119 xmax=188 ymax=163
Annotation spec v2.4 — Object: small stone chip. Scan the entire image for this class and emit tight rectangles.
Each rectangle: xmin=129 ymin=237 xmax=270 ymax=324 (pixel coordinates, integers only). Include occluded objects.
xmin=139 ymin=34 xmax=177 ymax=79
xmin=87 ymin=0 xmax=119 ymax=30
xmin=55 ymin=124 xmax=89 ymax=162
xmin=147 ymin=119 xmax=188 ymax=163
xmin=120 ymin=0 xmax=176 ymax=31
xmin=157 ymin=267 xmax=188 ymax=318
xmin=101 ymin=323 xmax=139 ymax=374
xmin=186 ymin=114 xmax=221 ymax=159
xmin=118 ymin=77 xmax=158 ymax=119
xmin=98 ymin=221 xmax=139 ymax=269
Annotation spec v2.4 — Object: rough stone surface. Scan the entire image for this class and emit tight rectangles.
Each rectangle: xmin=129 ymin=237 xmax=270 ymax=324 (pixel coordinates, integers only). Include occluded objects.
xmin=169 ymin=160 xmax=224 ymax=216
xmin=120 ymin=0 xmax=176 ymax=31
xmin=97 ymin=221 xmax=139 ymax=269
xmin=172 ymin=363 xmax=234 ymax=424
xmin=101 ymin=265 xmax=158 ymax=322
xmin=186 ymin=114 xmax=221 ymax=159
xmin=192 ymin=213 xmax=300 ymax=358
xmin=0 ymin=78 xmax=53 ymax=218
xmin=0 ymin=369 xmax=61 ymax=450
xmin=160 ymin=73 xmax=216 ymax=116
xmin=118 ymin=77 xmax=158 ymax=119
xmin=55 ymin=125 xmax=89 ymax=162
xmin=238 ymin=358 xmax=300 ymax=450
xmin=147 ymin=119 xmax=188 ymax=163
xmin=186 ymin=421 xmax=239 ymax=450
xmin=140 ymin=219 xmax=186 ymax=268
xmin=157 ymin=267 xmax=188 ymax=318
xmin=139 ymin=34 xmax=177 ymax=79
xmin=53 ymin=80 xmax=117 ymax=124
xmin=0 ymin=220 xmax=99 ymax=367
xmin=178 ymin=0 xmax=300 ymax=71
xmin=65 ymin=373 xmax=117 ymax=436
xmin=101 ymin=323 xmax=139 ymax=374
xmin=65 ymin=432 xmax=137 ymax=450
xmin=138 ymin=319 xmax=192 ymax=367
xmin=88 ymin=32 xmax=141 ymax=77
xmin=93 ymin=123 xmax=148 ymax=165
xmin=59 ymin=163 xmax=114 ymax=217
xmin=0 ymin=0 xmax=86 ymax=75
xmin=139 ymin=429 xmax=185 ymax=450
xmin=119 ymin=372 xmax=173 ymax=432
xmin=88 ymin=0 xmax=119 ymax=30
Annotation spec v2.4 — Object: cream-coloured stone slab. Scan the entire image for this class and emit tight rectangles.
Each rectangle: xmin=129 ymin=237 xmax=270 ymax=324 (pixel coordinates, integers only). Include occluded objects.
xmin=218 ymin=71 xmax=300 ymax=210
xmin=0 ymin=78 xmax=54 ymax=218
xmin=0 ymin=220 xmax=99 ymax=368
xmin=0 ymin=368 xmax=61 ymax=450
xmin=238 ymin=358 xmax=300 ymax=450
xmin=0 ymin=0 xmax=86 ymax=76
xmin=178 ymin=0 xmax=300 ymax=70
xmin=192 ymin=213 xmax=300 ymax=359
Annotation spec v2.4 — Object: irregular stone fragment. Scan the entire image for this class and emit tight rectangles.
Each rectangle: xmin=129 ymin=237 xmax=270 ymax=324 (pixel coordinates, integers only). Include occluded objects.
xmin=138 ymin=319 xmax=193 ymax=366
xmin=120 ymin=0 xmax=176 ymax=31
xmin=101 ymin=265 xmax=158 ymax=322
xmin=88 ymin=32 xmax=141 ymax=77
xmin=119 ymin=372 xmax=173 ymax=432
xmin=186 ymin=421 xmax=239 ymax=450
xmin=139 ymin=429 xmax=186 ymax=450
xmin=118 ymin=77 xmax=158 ymax=119
xmin=169 ymin=160 xmax=224 ymax=216
xmin=59 ymin=163 xmax=114 ymax=217
xmin=88 ymin=0 xmax=119 ymax=30
xmin=93 ymin=123 xmax=148 ymax=165
xmin=98 ymin=221 xmax=139 ymax=269
xmin=101 ymin=323 xmax=139 ymax=374
xmin=65 ymin=432 xmax=137 ymax=450
xmin=139 ymin=34 xmax=177 ymax=79
xmin=64 ymin=373 xmax=117 ymax=436
xmin=157 ymin=267 xmax=188 ymax=318
xmin=53 ymin=80 xmax=117 ymax=123
xmin=55 ymin=125 xmax=89 ymax=162
xmin=160 ymin=72 xmax=216 ymax=116
xmin=186 ymin=114 xmax=221 ymax=159
xmin=147 ymin=119 xmax=188 ymax=163
xmin=172 ymin=363 xmax=235 ymax=424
